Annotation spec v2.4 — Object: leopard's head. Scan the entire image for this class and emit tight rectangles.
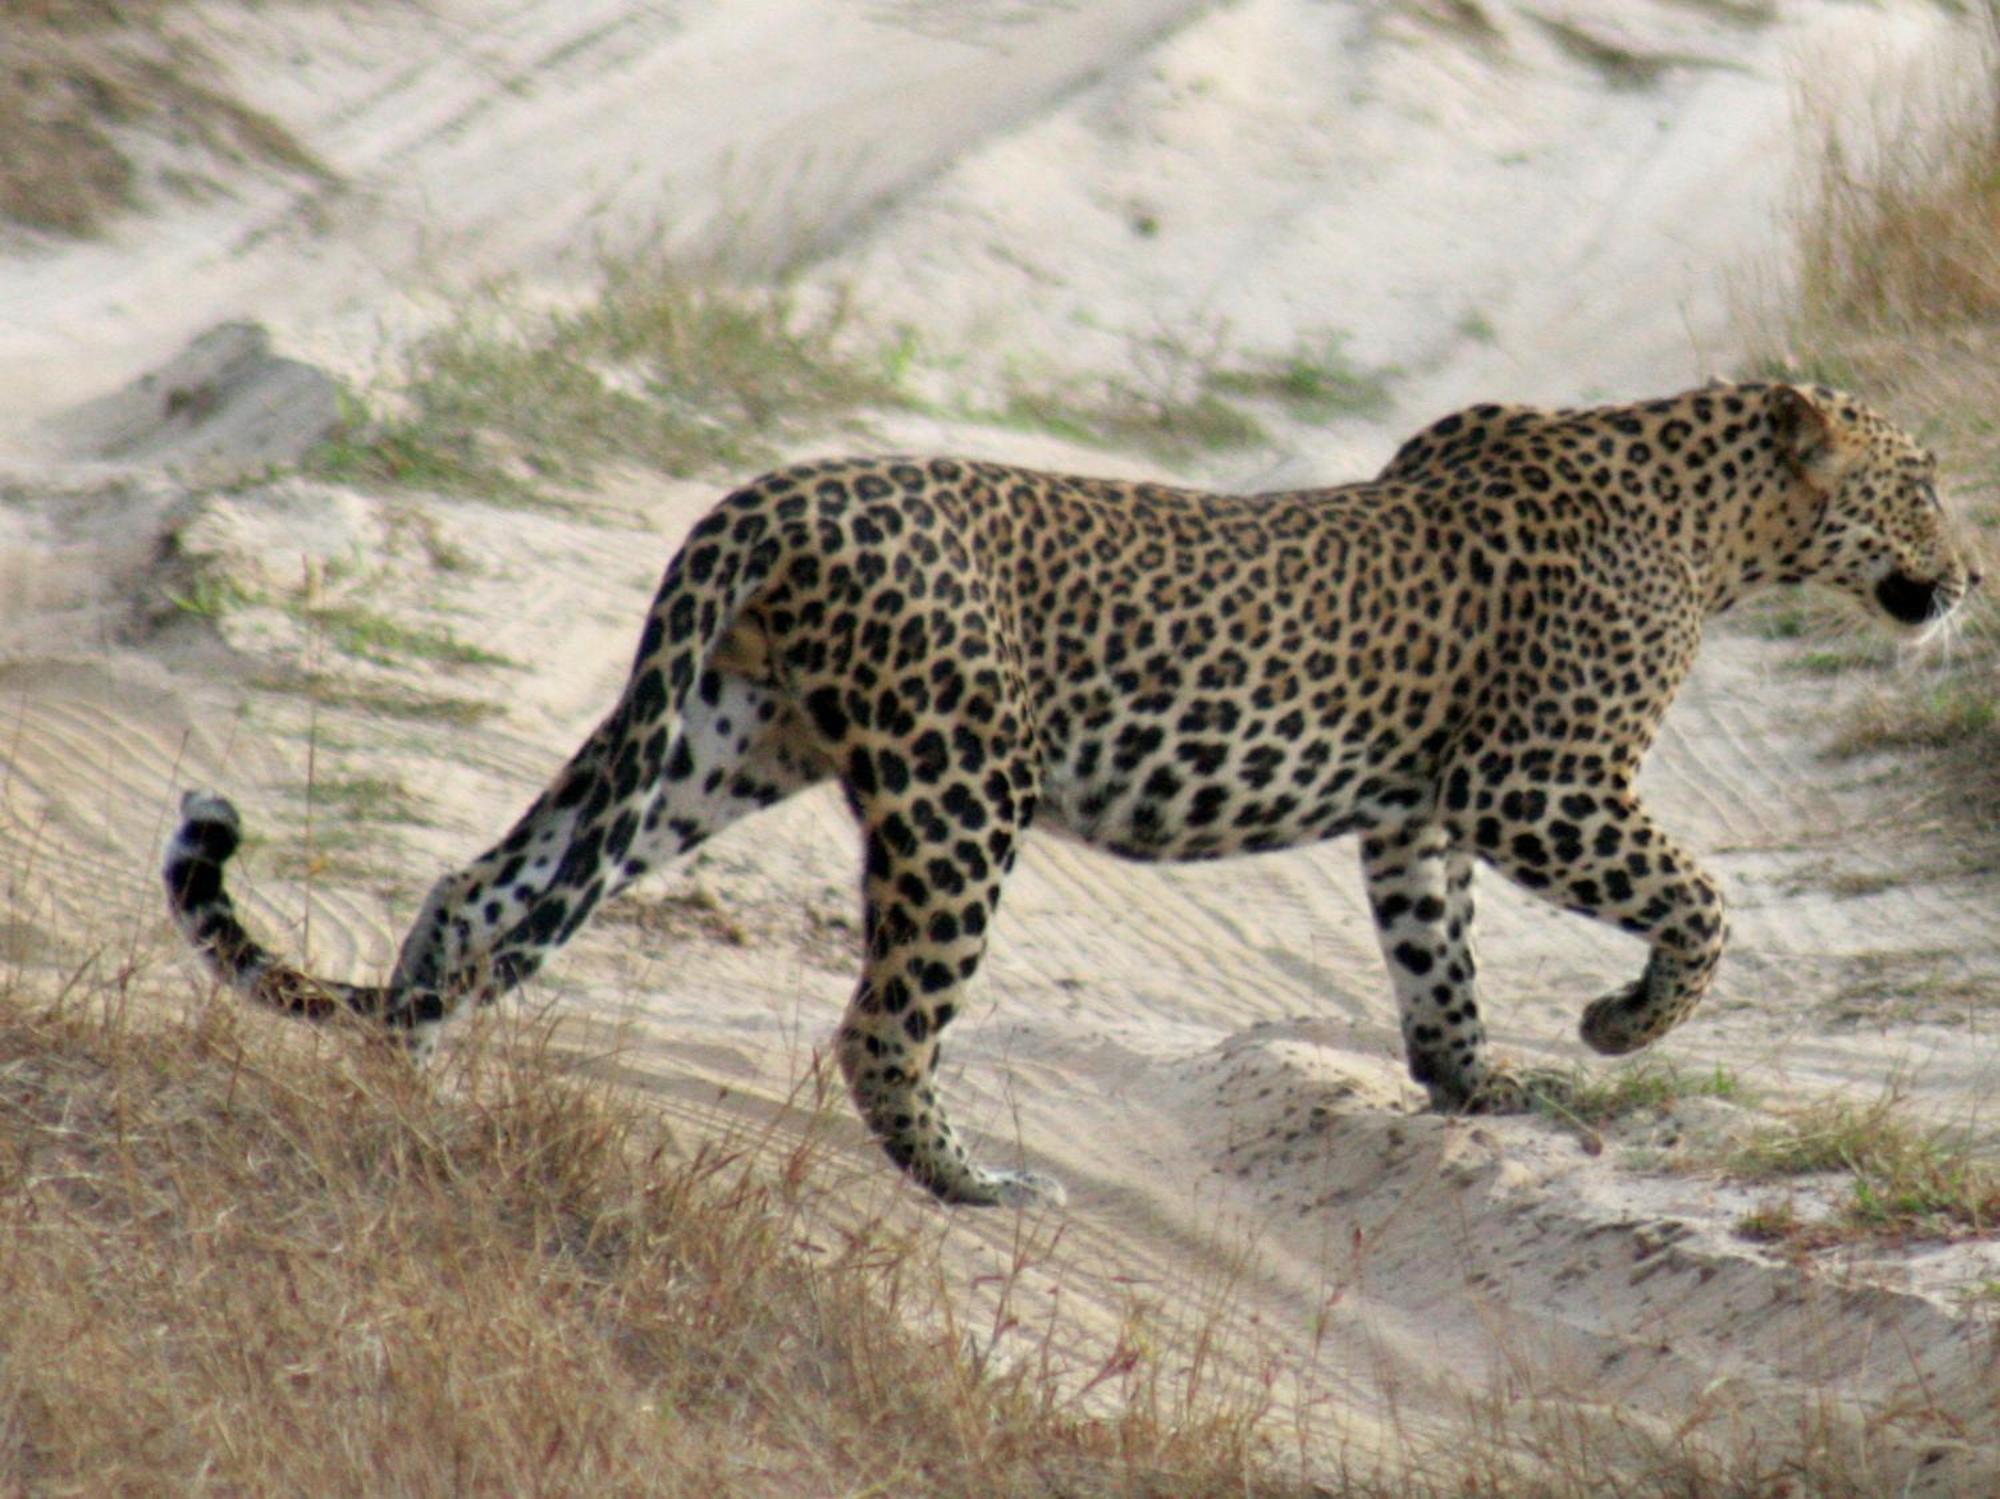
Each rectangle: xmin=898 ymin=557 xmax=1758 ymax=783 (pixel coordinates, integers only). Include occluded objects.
xmin=1766 ymin=383 xmax=1981 ymax=630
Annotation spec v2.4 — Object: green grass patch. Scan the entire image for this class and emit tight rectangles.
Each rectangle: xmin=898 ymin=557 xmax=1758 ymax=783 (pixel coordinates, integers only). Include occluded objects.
xmin=1735 ymin=589 xmax=1819 ymax=640
xmin=1084 ymin=387 xmax=1271 ymax=460
xmin=1524 ymin=1060 xmax=1750 ymax=1150
xmin=302 ymin=604 xmax=513 ymax=671
xmin=163 ymin=568 xmax=258 ymax=620
xmin=1208 ymin=335 xmax=1396 ymax=422
xmin=309 ymin=417 xmax=549 ymax=510
xmin=310 ymin=261 xmax=908 ymax=502
xmin=1790 ymin=643 xmax=1894 ymax=676
xmin=983 ymin=380 xmax=1267 ymax=464
xmin=1546 ymin=1059 xmax=1749 ymax=1126
xmin=992 ymin=330 xmax=1395 ymax=465
xmin=1726 ymin=1093 xmax=2000 ymax=1246
xmin=288 ymin=774 xmax=431 ymax=829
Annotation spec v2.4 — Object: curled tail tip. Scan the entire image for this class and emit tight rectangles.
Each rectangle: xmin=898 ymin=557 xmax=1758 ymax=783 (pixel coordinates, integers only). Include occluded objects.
xmin=178 ymin=789 xmax=241 ymax=831
xmin=170 ymin=791 xmax=243 ymax=865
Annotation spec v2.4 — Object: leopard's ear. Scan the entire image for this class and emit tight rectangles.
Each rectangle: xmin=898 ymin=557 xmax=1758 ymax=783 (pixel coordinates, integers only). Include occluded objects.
xmin=1769 ymin=384 xmax=1851 ymax=486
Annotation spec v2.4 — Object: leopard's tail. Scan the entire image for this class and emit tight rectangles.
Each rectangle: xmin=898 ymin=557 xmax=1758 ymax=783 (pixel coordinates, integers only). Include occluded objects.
xmin=163 ymin=791 xmax=392 ymax=1021
xmin=163 ymin=492 xmax=789 ymax=1034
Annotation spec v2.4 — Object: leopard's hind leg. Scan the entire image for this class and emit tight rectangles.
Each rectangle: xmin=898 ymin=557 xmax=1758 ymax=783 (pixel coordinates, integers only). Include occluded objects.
xmin=820 ymin=706 xmax=1064 ymax=1209
xmin=386 ymin=667 xmax=827 ymax=1046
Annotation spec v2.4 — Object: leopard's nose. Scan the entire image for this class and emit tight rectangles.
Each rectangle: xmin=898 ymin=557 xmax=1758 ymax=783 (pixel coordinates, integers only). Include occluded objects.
xmin=1971 ymin=567 xmax=1986 ymax=590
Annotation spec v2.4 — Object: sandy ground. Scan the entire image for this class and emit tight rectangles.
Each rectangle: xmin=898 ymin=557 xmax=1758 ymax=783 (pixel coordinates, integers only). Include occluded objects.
xmin=3 ymin=0 xmax=1997 ymax=1487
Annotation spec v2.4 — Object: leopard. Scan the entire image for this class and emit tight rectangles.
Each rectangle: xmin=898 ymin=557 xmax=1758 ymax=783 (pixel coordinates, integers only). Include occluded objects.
xmin=164 ymin=380 xmax=1979 ymax=1209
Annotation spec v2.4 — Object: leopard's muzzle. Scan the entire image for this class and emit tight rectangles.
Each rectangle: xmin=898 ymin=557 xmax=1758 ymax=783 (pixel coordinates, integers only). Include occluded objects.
xmin=1874 ymin=568 xmax=1977 ymax=626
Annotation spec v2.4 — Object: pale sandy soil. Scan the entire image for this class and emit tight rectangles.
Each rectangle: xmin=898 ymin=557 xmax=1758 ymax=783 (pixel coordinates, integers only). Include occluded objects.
xmin=2 ymin=0 xmax=1996 ymax=1488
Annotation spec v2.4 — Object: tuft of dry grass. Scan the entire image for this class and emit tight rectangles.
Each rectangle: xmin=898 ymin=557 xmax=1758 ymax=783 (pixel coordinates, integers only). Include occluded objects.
xmin=0 ymin=975 xmax=1322 ymax=1497
xmin=0 ymin=1 xmax=324 ymax=238
xmin=1791 ymin=23 xmax=2000 ymax=339
xmin=1759 ymin=1 xmax=2000 ymax=838
xmin=6 ymin=958 xmax=1982 ymax=1495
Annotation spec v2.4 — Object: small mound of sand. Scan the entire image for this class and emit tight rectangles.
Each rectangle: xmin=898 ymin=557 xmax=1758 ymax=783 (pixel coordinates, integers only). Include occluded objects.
xmin=48 ymin=321 xmax=341 ymax=478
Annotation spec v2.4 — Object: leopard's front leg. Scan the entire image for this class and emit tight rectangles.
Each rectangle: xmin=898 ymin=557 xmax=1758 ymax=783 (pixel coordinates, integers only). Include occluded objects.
xmin=1462 ymin=785 xmax=1727 ymax=1057
xmin=1362 ymin=820 xmax=1504 ymax=1108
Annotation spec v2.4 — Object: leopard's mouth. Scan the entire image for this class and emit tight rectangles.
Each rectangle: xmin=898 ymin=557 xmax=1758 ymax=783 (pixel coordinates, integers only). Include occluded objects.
xmin=1874 ymin=570 xmax=1950 ymax=626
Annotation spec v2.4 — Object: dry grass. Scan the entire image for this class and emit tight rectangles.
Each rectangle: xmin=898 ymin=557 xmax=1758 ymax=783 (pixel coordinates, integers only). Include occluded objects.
xmin=7 ymin=955 xmax=1984 ymax=1495
xmin=2 ymin=952 xmax=1989 ymax=1496
xmin=1790 ymin=19 xmax=2000 ymax=340
xmin=0 ymin=1 xmax=323 ymax=238
xmin=0 ymin=970 xmax=1334 ymax=1497
xmin=1759 ymin=0 xmax=2000 ymax=834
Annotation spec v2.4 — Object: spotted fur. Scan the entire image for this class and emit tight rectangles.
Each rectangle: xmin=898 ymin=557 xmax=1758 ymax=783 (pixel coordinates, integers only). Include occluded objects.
xmin=164 ymin=382 xmax=1979 ymax=1207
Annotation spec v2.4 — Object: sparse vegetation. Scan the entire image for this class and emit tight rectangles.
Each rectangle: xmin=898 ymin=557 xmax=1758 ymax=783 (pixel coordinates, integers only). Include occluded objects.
xmin=162 ymin=565 xmax=256 ymax=621
xmin=1832 ymin=677 xmax=2000 ymax=757
xmin=999 ymin=380 xmax=1268 ymax=463
xmin=1822 ymin=947 xmax=1994 ymax=1026
xmin=0 ymin=958 xmax=1983 ymax=1498
xmin=1760 ymin=0 xmax=2000 ymax=830
xmin=312 ymin=263 xmax=908 ymax=502
xmin=308 ymin=413 xmax=550 ymax=512
xmin=291 ymin=773 xmax=431 ymax=828
xmin=1532 ymin=1058 xmax=1749 ymax=1131
xmin=0 ymin=2 xmax=324 ymax=238
xmin=1209 ymin=334 xmax=1397 ymax=423
xmin=161 ymin=557 xmax=511 ymax=674
xmin=1725 ymin=1091 xmax=2000 ymax=1247
xmin=0 ymin=988 xmax=1285 ymax=1494
xmin=302 ymin=602 xmax=514 ymax=671
xmin=310 ymin=248 xmax=1396 ymax=493
xmin=1789 ymin=642 xmax=1894 ymax=677
xmin=993 ymin=330 xmax=1395 ymax=465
